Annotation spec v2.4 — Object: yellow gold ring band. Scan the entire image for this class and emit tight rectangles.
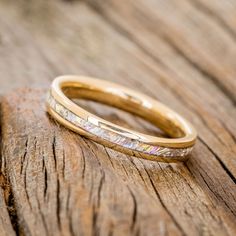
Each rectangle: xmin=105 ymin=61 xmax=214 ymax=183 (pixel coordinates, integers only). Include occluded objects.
xmin=46 ymin=75 xmax=197 ymax=162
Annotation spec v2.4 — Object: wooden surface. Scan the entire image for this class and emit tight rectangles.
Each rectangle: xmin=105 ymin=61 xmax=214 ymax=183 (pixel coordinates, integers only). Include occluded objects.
xmin=0 ymin=0 xmax=236 ymax=235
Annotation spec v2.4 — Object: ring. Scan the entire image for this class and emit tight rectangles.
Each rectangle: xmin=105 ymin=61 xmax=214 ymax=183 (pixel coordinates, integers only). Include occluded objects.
xmin=46 ymin=76 xmax=197 ymax=162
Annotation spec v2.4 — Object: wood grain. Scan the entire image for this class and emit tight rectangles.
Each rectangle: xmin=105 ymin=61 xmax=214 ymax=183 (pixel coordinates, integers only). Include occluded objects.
xmin=0 ymin=178 xmax=15 ymax=236
xmin=87 ymin=0 xmax=236 ymax=103
xmin=0 ymin=0 xmax=235 ymax=235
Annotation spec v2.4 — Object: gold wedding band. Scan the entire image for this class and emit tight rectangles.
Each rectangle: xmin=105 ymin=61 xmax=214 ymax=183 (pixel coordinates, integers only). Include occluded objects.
xmin=46 ymin=75 xmax=197 ymax=162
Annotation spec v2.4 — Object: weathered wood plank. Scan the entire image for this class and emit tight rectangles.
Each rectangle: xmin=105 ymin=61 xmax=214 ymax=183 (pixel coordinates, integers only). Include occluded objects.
xmin=1 ymin=0 xmax=235 ymax=180
xmin=2 ymin=87 xmax=236 ymax=235
xmin=0 ymin=0 xmax=235 ymax=236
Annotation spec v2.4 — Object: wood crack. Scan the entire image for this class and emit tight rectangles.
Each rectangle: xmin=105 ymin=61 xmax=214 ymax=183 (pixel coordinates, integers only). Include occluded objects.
xmin=0 ymin=103 xmax=19 ymax=235
xmin=0 ymin=173 xmax=19 ymax=235
xmin=42 ymin=154 xmax=48 ymax=198
xmin=198 ymin=170 xmax=236 ymax=217
xmin=199 ymin=137 xmax=236 ymax=184
xmin=52 ymin=135 xmax=57 ymax=170
xmin=56 ymin=178 xmax=61 ymax=230
xmin=97 ymin=171 xmax=105 ymax=208
xmin=103 ymin=147 xmax=115 ymax=169
xmin=36 ymin=192 xmax=49 ymax=236
xmin=78 ymin=141 xmax=86 ymax=180
xmin=127 ymin=186 xmax=138 ymax=231
xmin=20 ymin=138 xmax=28 ymax=175
xmin=141 ymin=164 xmax=187 ymax=236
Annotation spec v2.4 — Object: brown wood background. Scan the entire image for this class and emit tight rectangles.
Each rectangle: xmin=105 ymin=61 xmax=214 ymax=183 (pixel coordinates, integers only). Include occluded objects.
xmin=0 ymin=0 xmax=236 ymax=235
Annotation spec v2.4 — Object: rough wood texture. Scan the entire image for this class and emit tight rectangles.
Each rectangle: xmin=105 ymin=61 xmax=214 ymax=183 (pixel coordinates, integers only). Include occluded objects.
xmin=0 ymin=184 xmax=15 ymax=236
xmin=0 ymin=0 xmax=235 ymax=235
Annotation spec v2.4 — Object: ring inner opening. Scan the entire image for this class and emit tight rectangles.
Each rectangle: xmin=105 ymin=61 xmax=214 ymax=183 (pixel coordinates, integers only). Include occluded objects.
xmin=62 ymin=84 xmax=186 ymax=138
